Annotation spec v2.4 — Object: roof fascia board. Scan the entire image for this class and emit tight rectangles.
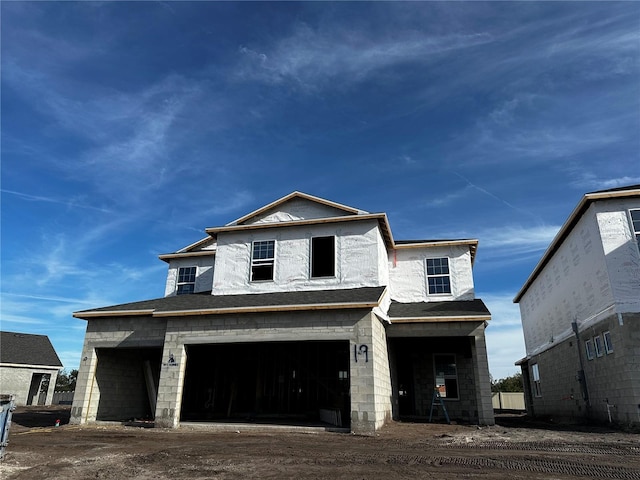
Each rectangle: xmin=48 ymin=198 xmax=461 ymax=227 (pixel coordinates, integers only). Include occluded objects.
xmin=73 ymin=309 xmax=154 ymax=319
xmin=391 ymin=315 xmax=491 ymax=323
xmin=153 ymin=301 xmax=379 ymax=317
xmin=395 ymin=239 xmax=478 ymax=249
xmin=177 ymin=235 xmax=215 ymax=253
xmin=514 ymin=188 xmax=640 ymax=302
xmin=227 ymin=191 xmax=366 ymax=226
xmin=159 ymin=251 xmax=216 ymax=263
xmin=207 ymin=213 xmax=387 ymax=235
xmin=394 ymin=239 xmax=478 ymax=265
xmin=0 ymin=363 xmax=62 ymax=369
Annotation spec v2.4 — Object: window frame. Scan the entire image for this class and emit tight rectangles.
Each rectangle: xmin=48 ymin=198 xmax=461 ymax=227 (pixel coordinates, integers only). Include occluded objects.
xmin=629 ymin=209 xmax=640 ymax=252
xmin=176 ymin=266 xmax=196 ymax=295
xmin=425 ymin=257 xmax=452 ymax=295
xmin=585 ymin=338 xmax=595 ymax=360
xmin=250 ymin=240 xmax=276 ymax=282
xmin=531 ymin=363 xmax=542 ymax=397
xmin=433 ymin=353 xmax=459 ymax=400
xmin=310 ymin=235 xmax=336 ymax=279
xmin=603 ymin=331 xmax=614 ymax=354
xmin=594 ymin=334 xmax=604 ymax=357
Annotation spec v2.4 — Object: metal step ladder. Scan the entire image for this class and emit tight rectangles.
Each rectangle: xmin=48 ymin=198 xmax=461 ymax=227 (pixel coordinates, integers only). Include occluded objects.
xmin=428 ymin=387 xmax=450 ymax=424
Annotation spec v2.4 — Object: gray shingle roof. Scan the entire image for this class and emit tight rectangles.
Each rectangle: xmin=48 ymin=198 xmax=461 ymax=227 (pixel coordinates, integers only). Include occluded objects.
xmin=388 ymin=299 xmax=490 ymax=319
xmin=0 ymin=331 xmax=63 ymax=367
xmin=75 ymin=286 xmax=387 ymax=317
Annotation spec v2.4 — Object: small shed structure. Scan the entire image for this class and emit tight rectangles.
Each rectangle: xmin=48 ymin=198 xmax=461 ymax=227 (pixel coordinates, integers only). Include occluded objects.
xmin=0 ymin=331 xmax=63 ymax=406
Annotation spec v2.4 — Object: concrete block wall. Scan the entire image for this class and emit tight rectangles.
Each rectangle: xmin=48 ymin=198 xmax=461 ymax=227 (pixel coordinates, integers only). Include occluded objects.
xmin=371 ymin=315 xmax=392 ymax=430
xmin=526 ymin=337 xmax=587 ymax=421
xmin=527 ymin=312 xmax=639 ymax=427
xmin=0 ymin=366 xmax=59 ymax=406
xmin=153 ymin=308 xmax=383 ymax=434
xmin=471 ymin=333 xmax=495 ymax=425
xmin=581 ymin=312 xmax=640 ymax=425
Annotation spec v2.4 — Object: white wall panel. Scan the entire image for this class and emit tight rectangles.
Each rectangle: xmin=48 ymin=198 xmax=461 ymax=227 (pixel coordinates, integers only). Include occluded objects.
xmin=212 ymin=219 xmax=386 ymax=295
xmin=388 ymin=245 xmax=475 ymax=303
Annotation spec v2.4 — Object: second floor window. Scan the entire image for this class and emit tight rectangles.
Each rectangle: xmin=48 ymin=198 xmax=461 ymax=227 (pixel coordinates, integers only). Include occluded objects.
xmin=177 ymin=266 xmax=196 ymax=295
xmin=426 ymin=257 xmax=451 ymax=294
xmin=251 ymin=240 xmax=275 ymax=281
xmin=311 ymin=236 xmax=335 ymax=278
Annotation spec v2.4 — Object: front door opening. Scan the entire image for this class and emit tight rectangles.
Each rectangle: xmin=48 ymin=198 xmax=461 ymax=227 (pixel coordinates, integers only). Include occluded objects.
xmin=181 ymin=341 xmax=350 ymax=427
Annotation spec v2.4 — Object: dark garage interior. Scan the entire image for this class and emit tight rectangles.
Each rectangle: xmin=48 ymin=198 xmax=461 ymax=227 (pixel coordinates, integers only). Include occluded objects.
xmin=180 ymin=341 xmax=350 ymax=427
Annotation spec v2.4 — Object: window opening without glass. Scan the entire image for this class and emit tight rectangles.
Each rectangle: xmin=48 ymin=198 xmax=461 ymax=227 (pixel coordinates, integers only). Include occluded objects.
xmin=251 ymin=240 xmax=275 ymax=281
xmin=433 ymin=354 xmax=458 ymax=399
xmin=177 ymin=266 xmax=196 ymax=295
xmin=311 ymin=236 xmax=335 ymax=278
xmin=426 ymin=258 xmax=451 ymax=294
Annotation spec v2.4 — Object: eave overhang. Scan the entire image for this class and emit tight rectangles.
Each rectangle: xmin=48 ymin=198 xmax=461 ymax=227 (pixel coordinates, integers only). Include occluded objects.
xmin=390 ymin=314 xmax=490 ymax=324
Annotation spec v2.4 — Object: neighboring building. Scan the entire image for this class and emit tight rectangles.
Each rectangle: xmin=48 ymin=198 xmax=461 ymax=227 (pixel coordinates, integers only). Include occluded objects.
xmin=71 ymin=192 xmax=494 ymax=434
xmin=514 ymin=185 xmax=640 ymax=426
xmin=0 ymin=331 xmax=63 ymax=406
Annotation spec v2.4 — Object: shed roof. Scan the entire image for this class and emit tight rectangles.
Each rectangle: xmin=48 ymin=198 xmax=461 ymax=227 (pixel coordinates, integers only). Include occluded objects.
xmin=74 ymin=286 xmax=387 ymax=319
xmin=0 ymin=331 xmax=63 ymax=367
xmin=388 ymin=299 xmax=491 ymax=322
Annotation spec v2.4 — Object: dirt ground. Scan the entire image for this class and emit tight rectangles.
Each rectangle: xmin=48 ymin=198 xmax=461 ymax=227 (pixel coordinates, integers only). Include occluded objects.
xmin=1 ymin=406 xmax=639 ymax=479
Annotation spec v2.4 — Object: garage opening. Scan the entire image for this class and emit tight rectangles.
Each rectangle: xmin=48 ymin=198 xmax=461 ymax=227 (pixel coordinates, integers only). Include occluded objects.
xmin=180 ymin=341 xmax=350 ymax=427
xmin=390 ymin=337 xmax=473 ymax=421
xmin=94 ymin=347 xmax=162 ymax=421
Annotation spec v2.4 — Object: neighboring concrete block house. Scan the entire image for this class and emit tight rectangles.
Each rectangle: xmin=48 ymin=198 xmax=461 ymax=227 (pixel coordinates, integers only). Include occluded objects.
xmin=0 ymin=331 xmax=63 ymax=406
xmin=514 ymin=185 xmax=640 ymax=426
xmin=72 ymin=192 xmax=494 ymax=434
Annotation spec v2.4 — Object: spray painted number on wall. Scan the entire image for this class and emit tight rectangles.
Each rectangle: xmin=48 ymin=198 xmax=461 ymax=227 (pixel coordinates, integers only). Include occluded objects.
xmin=354 ymin=344 xmax=369 ymax=362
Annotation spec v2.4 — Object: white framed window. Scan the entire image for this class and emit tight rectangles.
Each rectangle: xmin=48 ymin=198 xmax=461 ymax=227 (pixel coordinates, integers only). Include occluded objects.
xmin=177 ymin=266 xmax=196 ymax=295
xmin=594 ymin=335 xmax=604 ymax=357
xmin=531 ymin=363 xmax=541 ymax=397
xmin=426 ymin=258 xmax=451 ymax=295
xmin=629 ymin=209 xmax=640 ymax=251
xmin=434 ymin=354 xmax=458 ymax=399
xmin=585 ymin=339 xmax=595 ymax=360
xmin=251 ymin=240 xmax=275 ymax=282
xmin=603 ymin=331 xmax=614 ymax=354
xmin=311 ymin=236 xmax=335 ymax=278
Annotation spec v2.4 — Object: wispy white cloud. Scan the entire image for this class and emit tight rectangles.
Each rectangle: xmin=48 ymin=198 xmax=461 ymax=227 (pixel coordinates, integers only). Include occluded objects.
xmin=1 ymin=189 xmax=112 ymax=213
xmin=479 ymin=225 xmax=560 ymax=251
xmin=570 ymin=174 xmax=640 ymax=191
xmin=235 ymin=24 xmax=493 ymax=90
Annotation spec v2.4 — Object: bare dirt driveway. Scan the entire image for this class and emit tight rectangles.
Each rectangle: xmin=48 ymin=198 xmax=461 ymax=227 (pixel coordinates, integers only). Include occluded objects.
xmin=1 ymin=406 xmax=639 ymax=479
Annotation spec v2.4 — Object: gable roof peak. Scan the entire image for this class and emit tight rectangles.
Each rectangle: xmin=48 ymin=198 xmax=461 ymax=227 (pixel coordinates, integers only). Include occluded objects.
xmin=226 ymin=191 xmax=369 ymax=226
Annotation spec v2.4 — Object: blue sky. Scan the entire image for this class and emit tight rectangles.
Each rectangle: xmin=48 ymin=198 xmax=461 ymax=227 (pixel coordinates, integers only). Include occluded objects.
xmin=2 ymin=1 xmax=639 ymax=380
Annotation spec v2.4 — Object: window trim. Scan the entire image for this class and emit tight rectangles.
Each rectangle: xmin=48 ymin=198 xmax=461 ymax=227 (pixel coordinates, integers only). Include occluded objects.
xmin=603 ymin=331 xmax=614 ymax=354
xmin=425 ymin=257 xmax=452 ymax=296
xmin=433 ymin=353 xmax=459 ymax=400
xmin=310 ymin=235 xmax=336 ymax=279
xmin=176 ymin=266 xmax=197 ymax=295
xmin=585 ymin=339 xmax=595 ymax=360
xmin=250 ymin=239 xmax=276 ymax=282
xmin=531 ymin=363 xmax=542 ymax=397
